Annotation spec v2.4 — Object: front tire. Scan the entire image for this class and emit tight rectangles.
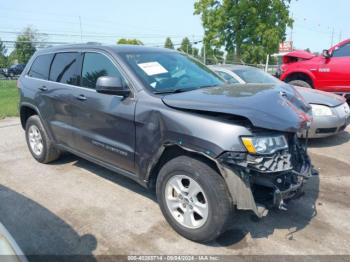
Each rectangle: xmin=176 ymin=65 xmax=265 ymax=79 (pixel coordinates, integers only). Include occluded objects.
xmin=156 ymin=156 xmax=233 ymax=243
xmin=25 ymin=115 xmax=61 ymax=163
xmin=288 ymin=79 xmax=312 ymax=88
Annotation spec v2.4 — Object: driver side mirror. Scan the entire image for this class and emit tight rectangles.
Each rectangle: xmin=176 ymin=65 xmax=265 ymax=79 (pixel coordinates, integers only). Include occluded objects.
xmin=96 ymin=76 xmax=130 ymax=97
xmin=322 ymin=49 xmax=331 ymax=58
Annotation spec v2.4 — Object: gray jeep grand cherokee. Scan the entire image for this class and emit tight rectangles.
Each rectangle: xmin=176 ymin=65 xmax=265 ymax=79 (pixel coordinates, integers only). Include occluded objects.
xmin=18 ymin=44 xmax=313 ymax=243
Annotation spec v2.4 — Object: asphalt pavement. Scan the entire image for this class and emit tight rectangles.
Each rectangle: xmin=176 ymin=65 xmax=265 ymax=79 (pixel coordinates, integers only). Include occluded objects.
xmin=0 ymin=117 xmax=350 ymax=256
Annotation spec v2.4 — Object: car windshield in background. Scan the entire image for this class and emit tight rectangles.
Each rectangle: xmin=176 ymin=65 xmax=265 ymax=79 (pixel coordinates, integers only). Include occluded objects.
xmin=234 ymin=68 xmax=281 ymax=84
xmin=120 ymin=52 xmax=223 ymax=93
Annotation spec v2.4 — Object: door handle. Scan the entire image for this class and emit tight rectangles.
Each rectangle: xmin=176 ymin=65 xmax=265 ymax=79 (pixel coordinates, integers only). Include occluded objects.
xmin=76 ymin=94 xmax=87 ymax=101
xmin=39 ymin=86 xmax=48 ymax=91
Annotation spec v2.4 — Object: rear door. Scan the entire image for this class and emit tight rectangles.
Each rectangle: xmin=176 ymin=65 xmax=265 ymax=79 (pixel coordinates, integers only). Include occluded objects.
xmin=69 ymin=51 xmax=136 ymax=173
xmin=43 ymin=52 xmax=82 ymax=148
xmin=26 ymin=53 xmax=55 ymax=136
xmin=317 ymin=43 xmax=350 ymax=92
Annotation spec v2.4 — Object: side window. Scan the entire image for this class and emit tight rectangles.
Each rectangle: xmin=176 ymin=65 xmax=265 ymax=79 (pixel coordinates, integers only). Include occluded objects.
xmin=28 ymin=54 xmax=54 ymax=80
xmin=332 ymin=43 xmax=350 ymax=57
xmin=49 ymin=52 xmax=80 ymax=85
xmin=81 ymin=52 xmax=124 ymax=89
xmin=216 ymin=71 xmax=239 ymax=84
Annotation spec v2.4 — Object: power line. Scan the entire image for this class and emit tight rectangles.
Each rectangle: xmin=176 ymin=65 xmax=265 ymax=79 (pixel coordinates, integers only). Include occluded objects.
xmin=1 ymin=39 xmax=203 ymax=47
xmin=0 ymin=10 xmax=192 ymax=36
xmin=0 ymin=7 xmax=168 ymax=34
xmin=78 ymin=16 xmax=83 ymax=42
xmin=0 ymin=29 xmax=203 ymax=39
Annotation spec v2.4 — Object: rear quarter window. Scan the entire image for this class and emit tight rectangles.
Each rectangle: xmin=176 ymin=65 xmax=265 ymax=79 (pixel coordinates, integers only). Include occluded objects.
xmin=49 ymin=52 xmax=81 ymax=85
xmin=28 ymin=54 xmax=54 ymax=80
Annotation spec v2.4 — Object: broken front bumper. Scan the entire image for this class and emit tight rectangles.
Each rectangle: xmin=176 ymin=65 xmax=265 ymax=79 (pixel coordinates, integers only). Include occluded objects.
xmin=218 ymin=143 xmax=312 ymax=217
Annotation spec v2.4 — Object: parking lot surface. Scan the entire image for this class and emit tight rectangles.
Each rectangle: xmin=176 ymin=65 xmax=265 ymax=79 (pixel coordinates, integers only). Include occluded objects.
xmin=0 ymin=117 xmax=350 ymax=256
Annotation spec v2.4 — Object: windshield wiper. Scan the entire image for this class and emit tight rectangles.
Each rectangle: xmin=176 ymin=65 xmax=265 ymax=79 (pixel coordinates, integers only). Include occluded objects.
xmin=154 ymin=84 xmax=220 ymax=94
xmin=197 ymin=84 xmax=219 ymax=89
xmin=153 ymin=84 xmax=220 ymax=94
xmin=153 ymin=87 xmax=196 ymax=94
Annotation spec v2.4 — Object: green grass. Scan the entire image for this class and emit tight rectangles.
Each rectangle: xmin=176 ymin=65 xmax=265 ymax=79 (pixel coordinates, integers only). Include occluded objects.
xmin=0 ymin=80 xmax=19 ymax=119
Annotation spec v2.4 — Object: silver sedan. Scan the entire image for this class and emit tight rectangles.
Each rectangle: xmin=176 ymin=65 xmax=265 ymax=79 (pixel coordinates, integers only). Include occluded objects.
xmin=209 ymin=65 xmax=350 ymax=138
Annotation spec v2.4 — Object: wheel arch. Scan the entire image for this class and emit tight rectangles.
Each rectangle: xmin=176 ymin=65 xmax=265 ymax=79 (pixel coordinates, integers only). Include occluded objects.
xmin=146 ymin=144 xmax=222 ymax=191
xmin=19 ymin=103 xmax=54 ymax=142
xmin=20 ymin=103 xmax=39 ymax=129
xmin=147 ymin=144 xmax=265 ymax=218
xmin=283 ymin=71 xmax=315 ymax=88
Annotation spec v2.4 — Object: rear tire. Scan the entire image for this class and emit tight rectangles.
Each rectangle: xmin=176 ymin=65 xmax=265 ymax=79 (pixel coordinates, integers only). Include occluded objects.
xmin=156 ymin=156 xmax=233 ymax=243
xmin=25 ymin=115 xmax=61 ymax=163
xmin=288 ymin=79 xmax=312 ymax=88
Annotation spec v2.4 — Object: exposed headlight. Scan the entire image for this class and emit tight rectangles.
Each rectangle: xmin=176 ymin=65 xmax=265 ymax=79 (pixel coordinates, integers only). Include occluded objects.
xmin=311 ymin=104 xmax=333 ymax=116
xmin=241 ymin=135 xmax=288 ymax=155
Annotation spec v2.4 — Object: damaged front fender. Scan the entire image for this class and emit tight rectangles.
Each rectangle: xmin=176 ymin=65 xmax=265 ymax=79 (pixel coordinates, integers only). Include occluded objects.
xmin=144 ymin=142 xmax=268 ymax=218
xmin=219 ymin=166 xmax=267 ymax=217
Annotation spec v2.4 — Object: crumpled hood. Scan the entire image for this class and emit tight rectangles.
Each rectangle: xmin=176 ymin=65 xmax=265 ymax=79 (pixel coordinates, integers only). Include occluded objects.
xmin=162 ymin=84 xmax=312 ymax=132
xmin=284 ymin=50 xmax=315 ymax=60
xmin=294 ymin=86 xmax=345 ymax=107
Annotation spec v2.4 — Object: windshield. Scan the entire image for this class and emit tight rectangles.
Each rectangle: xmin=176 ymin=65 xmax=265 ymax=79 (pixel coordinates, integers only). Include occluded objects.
xmin=233 ymin=67 xmax=281 ymax=84
xmin=119 ymin=51 xmax=223 ymax=93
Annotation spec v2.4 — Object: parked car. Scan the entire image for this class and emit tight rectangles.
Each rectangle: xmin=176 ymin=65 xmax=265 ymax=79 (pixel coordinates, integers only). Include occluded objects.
xmin=7 ymin=64 xmax=26 ymax=77
xmin=209 ymin=65 xmax=350 ymax=138
xmin=19 ymin=44 xmax=313 ymax=243
xmin=0 ymin=68 xmax=6 ymax=77
xmin=277 ymin=39 xmax=350 ymax=97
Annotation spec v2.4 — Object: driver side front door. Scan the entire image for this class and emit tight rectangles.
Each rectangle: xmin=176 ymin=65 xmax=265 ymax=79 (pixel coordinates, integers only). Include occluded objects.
xmin=317 ymin=43 xmax=350 ymax=92
xmin=70 ymin=52 xmax=136 ymax=173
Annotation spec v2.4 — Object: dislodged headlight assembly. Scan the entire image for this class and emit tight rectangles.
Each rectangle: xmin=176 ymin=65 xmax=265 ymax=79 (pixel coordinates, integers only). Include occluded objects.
xmin=311 ymin=104 xmax=333 ymax=116
xmin=241 ymin=135 xmax=288 ymax=155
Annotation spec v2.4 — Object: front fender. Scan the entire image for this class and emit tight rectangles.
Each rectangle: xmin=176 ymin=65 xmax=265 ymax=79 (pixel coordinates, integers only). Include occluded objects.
xmin=143 ymin=142 xmax=265 ymax=218
xmin=134 ymin=98 xmax=252 ymax=180
xmin=281 ymin=70 xmax=316 ymax=82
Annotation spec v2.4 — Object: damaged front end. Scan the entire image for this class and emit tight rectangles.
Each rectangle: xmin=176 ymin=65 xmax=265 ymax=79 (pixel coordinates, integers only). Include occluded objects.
xmin=217 ymin=133 xmax=312 ymax=217
xmin=159 ymin=82 xmax=314 ymax=218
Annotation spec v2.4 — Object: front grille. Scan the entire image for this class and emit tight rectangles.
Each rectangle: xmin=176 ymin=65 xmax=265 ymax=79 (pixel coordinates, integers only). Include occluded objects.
xmin=316 ymin=127 xmax=337 ymax=134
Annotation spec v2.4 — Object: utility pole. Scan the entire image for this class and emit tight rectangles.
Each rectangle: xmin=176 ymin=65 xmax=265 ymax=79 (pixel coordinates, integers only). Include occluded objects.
xmin=330 ymin=27 xmax=334 ymax=46
xmin=203 ymin=42 xmax=206 ymax=65
xmin=79 ymin=16 xmax=83 ymax=42
xmin=290 ymin=13 xmax=294 ymax=43
xmin=192 ymin=34 xmax=195 ymax=56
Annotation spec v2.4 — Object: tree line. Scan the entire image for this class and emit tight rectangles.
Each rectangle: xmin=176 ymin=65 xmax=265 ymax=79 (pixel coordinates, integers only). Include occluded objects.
xmin=1 ymin=0 xmax=293 ymax=67
xmin=0 ymin=27 xmax=38 ymax=68
xmin=116 ymin=37 xmax=225 ymax=64
xmin=115 ymin=0 xmax=294 ymax=65
xmin=0 ymin=32 xmax=222 ymax=67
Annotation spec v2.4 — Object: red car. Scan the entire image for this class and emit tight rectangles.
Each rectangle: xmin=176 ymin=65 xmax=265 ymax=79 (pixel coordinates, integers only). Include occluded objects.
xmin=279 ymin=39 xmax=350 ymax=96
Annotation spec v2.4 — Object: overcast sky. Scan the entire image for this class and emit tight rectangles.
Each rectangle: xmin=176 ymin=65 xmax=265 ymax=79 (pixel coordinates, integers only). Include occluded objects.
xmin=0 ymin=0 xmax=349 ymax=53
